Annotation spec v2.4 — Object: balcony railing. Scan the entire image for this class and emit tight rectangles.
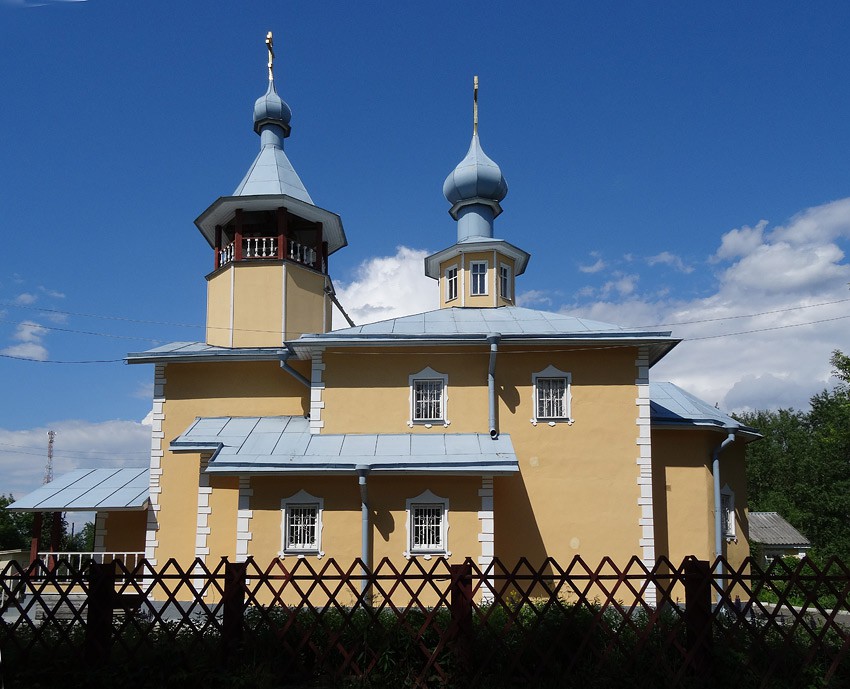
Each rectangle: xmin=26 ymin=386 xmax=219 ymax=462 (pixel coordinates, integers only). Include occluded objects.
xmin=219 ymin=237 xmax=322 ymax=271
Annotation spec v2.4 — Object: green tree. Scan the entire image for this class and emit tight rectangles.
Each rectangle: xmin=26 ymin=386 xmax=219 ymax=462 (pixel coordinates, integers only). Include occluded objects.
xmin=0 ymin=494 xmax=35 ymax=550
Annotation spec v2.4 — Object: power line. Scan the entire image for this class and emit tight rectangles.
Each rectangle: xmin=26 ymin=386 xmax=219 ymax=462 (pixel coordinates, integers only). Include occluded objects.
xmin=0 ymin=318 xmax=165 ymax=342
xmin=0 ymin=441 xmax=149 ymax=456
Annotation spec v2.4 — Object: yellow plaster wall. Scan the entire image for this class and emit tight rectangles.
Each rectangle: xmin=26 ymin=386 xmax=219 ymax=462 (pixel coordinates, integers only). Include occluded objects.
xmin=438 ymin=253 xmax=517 ymax=308
xmin=321 ymin=344 xmax=644 ymax=566
xmin=154 ymin=361 xmax=310 ymax=563
xmin=461 ymin=250 xmax=497 ymax=308
xmin=232 ymin=262 xmax=284 ymax=347
xmin=101 ymin=510 xmax=147 ymax=554
xmin=285 ymin=264 xmax=331 ymax=338
xmin=496 ymin=255 xmax=516 ymax=306
xmin=206 ymin=267 xmax=232 ymax=347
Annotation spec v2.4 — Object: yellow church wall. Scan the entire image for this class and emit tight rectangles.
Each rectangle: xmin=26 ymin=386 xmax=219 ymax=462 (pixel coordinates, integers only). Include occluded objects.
xmin=496 ymin=255 xmax=515 ymax=306
xmin=284 ymin=263 xmax=330 ymax=339
xmin=437 ymin=253 xmax=517 ymax=308
xmin=232 ymin=262 xmax=284 ymax=348
xmin=100 ymin=510 xmax=147 ymax=555
xmin=320 ymin=344 xmax=645 ymax=567
xmin=206 ymin=266 xmax=233 ymax=347
xmin=207 ymin=475 xmax=239 ymax=561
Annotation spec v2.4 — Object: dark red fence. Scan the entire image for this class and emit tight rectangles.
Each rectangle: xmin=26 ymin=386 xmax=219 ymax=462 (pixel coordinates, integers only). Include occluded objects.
xmin=2 ymin=555 xmax=849 ymax=688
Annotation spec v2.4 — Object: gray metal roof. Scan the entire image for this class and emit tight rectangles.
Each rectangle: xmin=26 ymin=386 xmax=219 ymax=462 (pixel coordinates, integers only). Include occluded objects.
xmin=126 ymin=341 xmax=287 ymax=365
xmin=749 ymin=512 xmax=811 ymax=548
xmin=233 ymin=145 xmax=313 ymax=201
xmin=172 ymin=416 xmax=518 ymax=476
xmin=8 ymin=467 xmax=149 ymax=512
xmin=295 ymin=306 xmax=678 ymax=365
xmin=650 ymin=382 xmax=760 ymax=440
xmin=424 ymin=239 xmax=530 ymax=278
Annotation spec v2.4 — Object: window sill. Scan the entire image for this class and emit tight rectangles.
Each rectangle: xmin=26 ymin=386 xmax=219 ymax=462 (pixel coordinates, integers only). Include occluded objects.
xmin=404 ymin=550 xmax=451 ymax=560
xmin=531 ymin=418 xmax=574 ymax=426
xmin=407 ymin=420 xmax=451 ymax=428
xmin=278 ymin=549 xmax=324 ymax=559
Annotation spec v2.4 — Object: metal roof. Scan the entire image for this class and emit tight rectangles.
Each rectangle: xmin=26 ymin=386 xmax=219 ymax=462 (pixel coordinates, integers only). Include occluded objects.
xmin=424 ymin=238 xmax=530 ymax=279
xmin=295 ymin=306 xmax=678 ymax=365
xmin=234 ymin=144 xmax=312 ymax=201
xmin=650 ymin=382 xmax=760 ymax=440
xmin=126 ymin=342 xmax=287 ymax=365
xmin=749 ymin=512 xmax=811 ymax=548
xmin=172 ymin=416 xmax=518 ymax=476
xmin=8 ymin=467 xmax=149 ymax=512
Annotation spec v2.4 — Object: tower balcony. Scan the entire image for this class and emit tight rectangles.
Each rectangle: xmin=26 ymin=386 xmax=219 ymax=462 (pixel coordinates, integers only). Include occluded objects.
xmin=218 ymin=235 xmax=326 ymax=273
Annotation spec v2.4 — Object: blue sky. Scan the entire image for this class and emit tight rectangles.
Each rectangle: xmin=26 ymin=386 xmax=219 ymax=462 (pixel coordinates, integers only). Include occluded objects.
xmin=2 ymin=0 xmax=850 ymax=498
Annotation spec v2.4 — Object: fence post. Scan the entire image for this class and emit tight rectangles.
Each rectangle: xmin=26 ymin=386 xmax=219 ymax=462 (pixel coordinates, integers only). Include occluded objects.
xmin=450 ymin=563 xmax=473 ymax=675
xmin=85 ymin=562 xmax=115 ymax=665
xmin=222 ymin=561 xmax=247 ymax=661
xmin=684 ymin=558 xmax=712 ymax=676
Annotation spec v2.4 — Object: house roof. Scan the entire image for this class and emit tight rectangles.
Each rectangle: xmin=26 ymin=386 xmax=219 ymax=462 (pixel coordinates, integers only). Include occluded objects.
xmin=126 ymin=341 xmax=288 ymax=365
xmin=8 ymin=467 xmax=149 ymax=512
xmin=171 ymin=415 xmax=519 ymax=476
xmin=749 ymin=512 xmax=811 ymax=548
xmin=649 ymin=382 xmax=761 ymax=440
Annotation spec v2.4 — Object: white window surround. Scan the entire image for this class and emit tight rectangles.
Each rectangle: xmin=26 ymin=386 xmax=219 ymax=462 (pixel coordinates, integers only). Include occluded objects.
xmin=408 ymin=366 xmax=450 ymax=428
xmin=470 ymin=261 xmax=488 ymax=296
xmin=531 ymin=365 xmax=573 ymax=426
xmin=279 ymin=489 xmax=324 ymax=558
xmin=405 ymin=489 xmax=450 ymax=559
xmin=445 ymin=265 xmax=458 ymax=302
xmin=720 ymin=485 xmax=736 ymax=540
xmin=499 ymin=263 xmax=512 ymax=301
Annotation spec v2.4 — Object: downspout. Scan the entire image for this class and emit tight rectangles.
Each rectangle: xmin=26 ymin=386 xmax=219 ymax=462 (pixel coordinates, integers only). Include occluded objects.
xmin=487 ymin=334 xmax=501 ymax=439
xmin=356 ymin=466 xmax=371 ymax=602
xmin=279 ymin=349 xmax=311 ymax=388
xmin=712 ymin=424 xmax=737 ymax=602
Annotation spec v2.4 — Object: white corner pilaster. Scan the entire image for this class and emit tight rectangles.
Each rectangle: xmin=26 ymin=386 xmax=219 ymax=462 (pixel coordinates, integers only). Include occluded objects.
xmin=144 ymin=364 xmax=166 ymax=566
xmin=194 ymin=457 xmax=212 ymax=562
xmin=477 ymin=476 xmax=495 ymax=603
xmin=235 ymin=476 xmax=253 ymax=562
xmin=635 ymin=346 xmax=656 ymax=605
xmin=94 ymin=512 xmax=108 ymax=552
xmin=309 ymin=349 xmax=326 ymax=434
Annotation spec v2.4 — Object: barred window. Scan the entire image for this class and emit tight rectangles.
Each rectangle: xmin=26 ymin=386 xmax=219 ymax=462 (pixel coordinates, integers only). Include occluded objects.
xmin=413 ymin=380 xmax=443 ymax=421
xmin=721 ymin=489 xmax=736 ymax=538
xmin=470 ymin=261 xmax=487 ymax=296
xmin=285 ymin=504 xmax=319 ymax=551
xmin=411 ymin=504 xmax=444 ymax=552
xmin=536 ymin=378 xmax=568 ymax=419
xmin=446 ymin=266 xmax=458 ymax=302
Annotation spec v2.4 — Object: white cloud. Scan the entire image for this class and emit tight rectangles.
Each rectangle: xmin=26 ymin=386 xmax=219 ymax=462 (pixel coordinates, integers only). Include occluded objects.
xmin=600 ymin=273 xmax=638 ymax=298
xmin=1 ymin=320 xmax=50 ymax=360
xmin=579 ymin=258 xmax=606 ymax=274
xmin=13 ymin=293 xmax=37 ymax=305
xmin=38 ymin=286 xmax=65 ymax=299
xmin=516 ymin=289 xmax=553 ymax=308
xmin=332 ymin=246 xmax=437 ymax=328
xmin=0 ymin=419 xmax=151 ymax=502
xmin=647 ymin=251 xmax=694 ymax=274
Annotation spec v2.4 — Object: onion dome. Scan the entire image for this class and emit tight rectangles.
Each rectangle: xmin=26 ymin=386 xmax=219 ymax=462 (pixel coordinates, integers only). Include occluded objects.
xmin=442 ymin=132 xmax=508 ymax=207
xmin=253 ymin=78 xmax=292 ymax=137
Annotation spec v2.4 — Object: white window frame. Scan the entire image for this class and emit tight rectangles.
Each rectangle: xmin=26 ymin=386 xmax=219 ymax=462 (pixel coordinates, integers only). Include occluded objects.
xmin=279 ymin=489 xmax=324 ymax=558
xmin=531 ymin=365 xmax=573 ymax=425
xmin=470 ymin=261 xmax=488 ymax=296
xmin=499 ymin=263 xmax=512 ymax=301
xmin=408 ymin=367 xmax=449 ymax=427
xmin=405 ymin=489 xmax=450 ymax=559
xmin=445 ymin=265 xmax=458 ymax=302
xmin=720 ymin=485 xmax=736 ymax=540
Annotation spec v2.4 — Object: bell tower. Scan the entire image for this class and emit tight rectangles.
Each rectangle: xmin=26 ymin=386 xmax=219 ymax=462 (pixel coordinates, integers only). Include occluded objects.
xmin=425 ymin=77 xmax=529 ymax=308
xmin=195 ymin=32 xmax=347 ymax=347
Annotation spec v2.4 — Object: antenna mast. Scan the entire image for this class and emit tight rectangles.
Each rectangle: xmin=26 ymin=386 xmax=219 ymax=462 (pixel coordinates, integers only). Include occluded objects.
xmin=43 ymin=430 xmax=55 ymax=484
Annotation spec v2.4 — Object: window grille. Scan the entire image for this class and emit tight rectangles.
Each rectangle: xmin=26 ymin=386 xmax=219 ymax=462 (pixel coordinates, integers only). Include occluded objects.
xmin=500 ymin=264 xmax=511 ymax=300
xmin=721 ymin=493 xmax=735 ymax=537
xmin=286 ymin=504 xmax=319 ymax=551
xmin=471 ymin=262 xmax=487 ymax=295
xmin=446 ymin=267 xmax=458 ymax=301
xmin=411 ymin=504 xmax=444 ymax=552
xmin=414 ymin=379 xmax=443 ymax=421
xmin=536 ymin=378 xmax=568 ymax=419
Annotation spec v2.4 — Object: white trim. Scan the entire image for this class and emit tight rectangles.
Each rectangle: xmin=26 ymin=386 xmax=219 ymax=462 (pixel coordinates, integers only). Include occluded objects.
xmin=470 ymin=260 xmax=488 ymax=296
xmin=94 ymin=512 xmax=108 ymax=552
xmin=279 ymin=489 xmax=324 ymax=558
xmin=492 ymin=250 xmax=498 ymax=307
xmin=445 ymin=264 xmax=459 ymax=303
xmin=478 ymin=476 xmax=495 ymax=603
xmin=404 ymin=489 xmax=450 ymax=559
xmin=408 ymin=366 xmax=450 ymax=427
xmin=194 ymin=455 xmax=212 ymax=564
xmin=460 ymin=252 xmax=466 ymax=307
xmin=229 ymin=264 xmax=235 ymax=347
xmin=309 ymin=351 xmax=325 ymax=434
xmin=281 ymin=263 xmax=287 ymax=340
xmin=634 ymin=346 xmax=656 ymax=605
xmin=235 ymin=476 xmax=253 ymax=562
xmin=144 ymin=364 xmax=166 ymax=566
xmin=530 ymin=365 xmax=573 ymax=425
xmin=499 ymin=262 xmax=512 ymax=302
xmin=721 ymin=484 xmax=736 ymax=540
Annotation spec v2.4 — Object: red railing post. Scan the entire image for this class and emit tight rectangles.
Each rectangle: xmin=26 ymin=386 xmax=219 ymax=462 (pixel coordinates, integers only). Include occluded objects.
xmin=450 ymin=562 xmax=473 ymax=674
xmin=85 ymin=562 xmax=115 ymax=665
xmin=222 ymin=560 xmax=247 ymax=661
xmin=684 ymin=558 xmax=712 ymax=677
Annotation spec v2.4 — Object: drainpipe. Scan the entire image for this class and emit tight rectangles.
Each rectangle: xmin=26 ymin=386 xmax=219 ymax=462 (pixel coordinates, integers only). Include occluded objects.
xmin=356 ymin=465 xmax=371 ymax=601
xmin=279 ymin=349 xmax=311 ymax=388
xmin=487 ymin=334 xmax=501 ymax=439
xmin=712 ymin=424 xmax=737 ymax=602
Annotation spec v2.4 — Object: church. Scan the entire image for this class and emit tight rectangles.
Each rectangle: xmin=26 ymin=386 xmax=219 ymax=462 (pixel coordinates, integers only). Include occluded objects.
xmin=11 ymin=35 xmax=759 ymax=592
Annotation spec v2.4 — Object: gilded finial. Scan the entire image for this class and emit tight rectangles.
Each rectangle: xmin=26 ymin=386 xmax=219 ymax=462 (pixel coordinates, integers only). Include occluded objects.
xmin=266 ymin=31 xmax=275 ymax=81
xmin=473 ymin=75 xmax=479 ymax=135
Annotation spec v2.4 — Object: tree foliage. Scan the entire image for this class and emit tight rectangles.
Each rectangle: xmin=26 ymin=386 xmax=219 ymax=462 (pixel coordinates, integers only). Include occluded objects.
xmin=737 ymin=350 xmax=850 ymax=562
xmin=0 ymin=495 xmax=94 ymax=552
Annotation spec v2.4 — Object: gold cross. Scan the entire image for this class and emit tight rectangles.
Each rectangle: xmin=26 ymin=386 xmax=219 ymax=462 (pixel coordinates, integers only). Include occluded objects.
xmin=266 ymin=31 xmax=275 ymax=81
xmin=473 ymin=75 xmax=479 ymax=135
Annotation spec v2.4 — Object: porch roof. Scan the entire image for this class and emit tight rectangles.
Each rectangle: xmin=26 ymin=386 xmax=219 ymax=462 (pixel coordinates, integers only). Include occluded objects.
xmin=8 ymin=467 xmax=149 ymax=512
xmin=171 ymin=416 xmax=519 ymax=476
